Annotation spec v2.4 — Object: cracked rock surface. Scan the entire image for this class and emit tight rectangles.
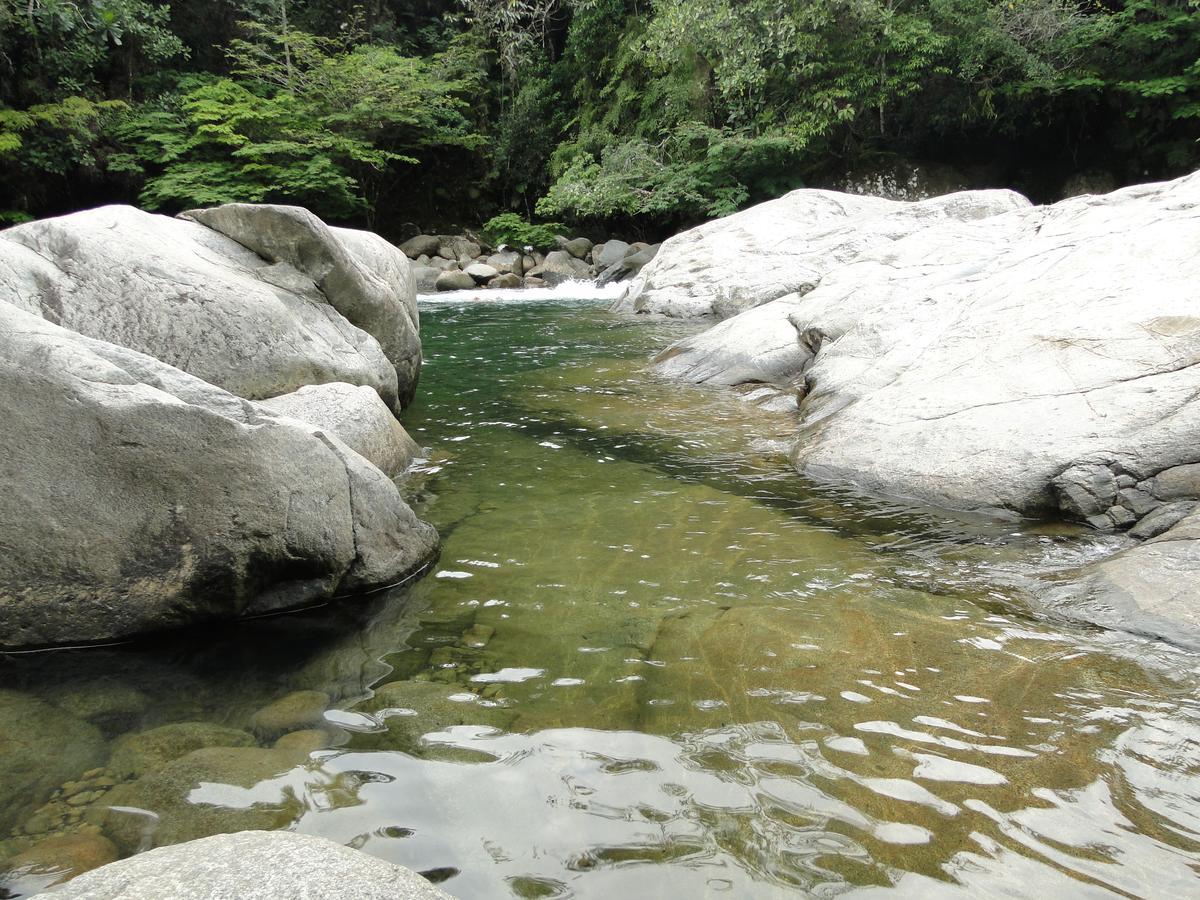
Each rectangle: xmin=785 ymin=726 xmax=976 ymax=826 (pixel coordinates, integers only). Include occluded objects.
xmin=639 ymin=172 xmax=1200 ymax=640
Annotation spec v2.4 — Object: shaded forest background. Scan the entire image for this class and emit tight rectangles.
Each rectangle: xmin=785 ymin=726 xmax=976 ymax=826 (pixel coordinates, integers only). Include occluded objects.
xmin=2 ymin=0 xmax=1198 ymax=241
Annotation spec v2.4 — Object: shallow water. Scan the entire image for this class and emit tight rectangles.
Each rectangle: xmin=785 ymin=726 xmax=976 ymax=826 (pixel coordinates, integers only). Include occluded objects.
xmin=3 ymin=296 xmax=1200 ymax=898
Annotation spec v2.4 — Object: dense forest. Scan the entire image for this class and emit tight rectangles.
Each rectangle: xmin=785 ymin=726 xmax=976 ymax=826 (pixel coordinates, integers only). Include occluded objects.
xmin=1 ymin=0 xmax=1198 ymax=240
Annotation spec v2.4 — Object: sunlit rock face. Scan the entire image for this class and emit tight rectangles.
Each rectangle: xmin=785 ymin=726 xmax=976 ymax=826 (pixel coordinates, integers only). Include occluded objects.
xmin=643 ymin=172 xmax=1200 ymax=637
xmin=613 ymin=188 xmax=1029 ymax=319
xmin=0 ymin=203 xmax=420 ymax=411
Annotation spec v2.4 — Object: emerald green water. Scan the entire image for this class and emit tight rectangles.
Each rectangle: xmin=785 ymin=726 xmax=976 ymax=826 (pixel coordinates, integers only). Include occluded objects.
xmin=3 ymin=296 xmax=1200 ymax=897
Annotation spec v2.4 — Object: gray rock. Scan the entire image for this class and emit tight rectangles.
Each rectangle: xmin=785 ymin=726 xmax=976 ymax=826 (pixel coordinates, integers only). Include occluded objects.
xmin=615 ymin=189 xmax=1025 ymax=318
xmin=1151 ymin=463 xmax=1200 ymax=500
xmin=1053 ymin=463 xmax=1119 ymax=519
xmin=0 ymin=690 xmax=107 ymax=834
xmin=598 ymin=245 xmax=659 ymax=286
xmin=412 ymin=265 xmax=441 ymax=294
xmin=257 ymin=383 xmax=421 ymax=477
xmin=464 ymin=262 xmax=500 ymax=284
xmin=534 ymin=250 xmax=593 ymax=286
xmin=650 ymin=174 xmax=1200 ymax=519
xmin=435 ymin=235 xmax=480 ymax=262
xmin=108 ymin=722 xmax=257 ymax=780
xmin=0 ymin=303 xmax=438 ymax=649
xmin=1117 ymin=487 xmax=1158 ymax=517
xmin=593 ymin=239 xmax=631 ymax=269
xmin=400 ymin=234 xmax=441 ymax=258
xmin=0 ymin=205 xmax=414 ymax=411
xmin=1130 ymin=501 xmax=1196 ymax=540
xmin=562 ymin=236 xmax=593 ymax=259
xmin=522 ymin=254 xmax=537 ymax=273
xmin=182 ymin=204 xmax=422 ymax=410
xmin=487 ymin=273 xmax=523 ymax=289
xmin=1047 ymin=509 xmax=1200 ymax=650
xmin=50 ymin=831 xmax=453 ymax=899
xmin=435 ymin=269 xmax=476 ymax=292
xmin=486 ymin=250 xmax=524 ymax=276
xmin=426 ymin=256 xmax=457 ymax=272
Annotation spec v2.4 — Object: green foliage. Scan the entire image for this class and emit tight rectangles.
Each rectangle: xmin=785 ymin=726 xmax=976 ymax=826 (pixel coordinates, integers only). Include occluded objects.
xmin=481 ymin=212 xmax=564 ymax=250
xmin=113 ymin=26 xmax=482 ymax=219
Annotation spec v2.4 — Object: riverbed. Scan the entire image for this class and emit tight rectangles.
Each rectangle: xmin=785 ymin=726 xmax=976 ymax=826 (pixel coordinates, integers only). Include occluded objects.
xmin=3 ymin=293 xmax=1199 ymax=898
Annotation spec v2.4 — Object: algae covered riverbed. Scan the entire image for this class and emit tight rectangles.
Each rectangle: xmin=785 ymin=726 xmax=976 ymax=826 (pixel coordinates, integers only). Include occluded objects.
xmin=3 ymin=296 xmax=1200 ymax=898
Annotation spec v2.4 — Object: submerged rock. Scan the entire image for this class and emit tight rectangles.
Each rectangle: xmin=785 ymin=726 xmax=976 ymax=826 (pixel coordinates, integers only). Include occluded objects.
xmin=101 ymin=746 xmax=310 ymax=852
xmin=0 ymin=690 xmax=107 ymax=835
xmin=0 ymin=204 xmax=420 ymax=412
xmin=257 ymin=382 xmax=421 ymax=477
xmin=108 ymin=722 xmax=257 ymax=780
xmin=249 ymin=690 xmax=331 ymax=740
xmin=50 ymin=830 xmax=453 ymax=899
xmin=0 ymin=303 xmax=438 ymax=649
xmin=0 ymin=832 xmax=118 ymax=892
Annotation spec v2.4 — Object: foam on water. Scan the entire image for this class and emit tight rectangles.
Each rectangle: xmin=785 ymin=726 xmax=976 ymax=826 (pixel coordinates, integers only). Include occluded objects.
xmin=418 ymin=280 xmax=627 ymax=304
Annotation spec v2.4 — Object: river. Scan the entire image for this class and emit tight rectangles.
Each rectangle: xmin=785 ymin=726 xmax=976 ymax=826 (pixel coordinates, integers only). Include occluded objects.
xmin=3 ymin=292 xmax=1199 ymax=898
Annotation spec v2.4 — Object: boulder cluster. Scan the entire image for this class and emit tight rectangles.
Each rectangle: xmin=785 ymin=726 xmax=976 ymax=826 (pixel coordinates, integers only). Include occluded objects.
xmin=0 ymin=203 xmax=438 ymax=650
xmin=401 ymin=232 xmax=660 ymax=292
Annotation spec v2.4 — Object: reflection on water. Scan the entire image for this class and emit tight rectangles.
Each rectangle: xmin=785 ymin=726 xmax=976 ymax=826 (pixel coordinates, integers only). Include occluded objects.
xmin=3 ymin=297 xmax=1200 ymax=898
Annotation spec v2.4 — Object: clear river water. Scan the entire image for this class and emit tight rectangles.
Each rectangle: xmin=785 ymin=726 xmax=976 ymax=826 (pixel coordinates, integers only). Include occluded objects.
xmin=3 ymin=293 xmax=1200 ymax=898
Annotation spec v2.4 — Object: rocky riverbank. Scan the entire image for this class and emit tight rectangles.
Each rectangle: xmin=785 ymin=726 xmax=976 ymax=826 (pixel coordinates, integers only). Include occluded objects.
xmin=400 ymin=232 xmax=660 ymax=292
xmin=617 ymin=172 xmax=1200 ymax=647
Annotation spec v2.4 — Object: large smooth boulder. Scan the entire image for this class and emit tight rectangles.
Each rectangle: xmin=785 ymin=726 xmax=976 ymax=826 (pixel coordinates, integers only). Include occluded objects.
xmin=597 ymin=243 xmax=659 ymax=286
xmin=0 ymin=204 xmax=420 ymax=412
xmin=615 ymin=189 xmax=1026 ymax=318
xmin=464 ymin=262 xmax=500 ymax=284
xmin=0 ymin=302 xmax=438 ymax=650
xmin=435 ymin=269 xmax=476 ymax=292
xmin=485 ymin=249 xmax=523 ymax=275
xmin=651 ymin=175 xmax=1200 ymax=523
xmin=50 ymin=831 xmax=453 ymax=899
xmin=0 ymin=690 xmax=107 ymax=834
xmin=592 ymin=239 xmax=631 ymax=269
xmin=256 ymin=382 xmax=421 ymax=477
xmin=182 ymin=204 xmax=422 ymax=409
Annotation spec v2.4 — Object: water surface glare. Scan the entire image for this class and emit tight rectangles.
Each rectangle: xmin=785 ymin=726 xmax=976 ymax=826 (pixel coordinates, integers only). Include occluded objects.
xmin=3 ymin=296 xmax=1200 ymax=898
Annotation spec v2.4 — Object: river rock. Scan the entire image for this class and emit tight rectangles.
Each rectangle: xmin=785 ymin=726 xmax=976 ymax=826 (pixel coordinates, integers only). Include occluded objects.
xmin=400 ymin=234 xmax=441 ymax=258
xmin=465 ymin=262 xmax=500 ymax=284
xmin=435 ymin=269 xmax=476 ymax=292
xmin=531 ymin=250 xmax=592 ymax=286
xmin=257 ymin=382 xmax=421 ymax=477
xmin=562 ymin=236 xmax=594 ymax=259
xmin=108 ymin=722 xmax=258 ymax=780
xmin=249 ymin=690 xmax=331 ymax=739
xmin=0 ymin=690 xmax=107 ymax=834
xmin=51 ymin=830 xmax=453 ymax=899
xmin=436 ymin=235 xmax=480 ymax=262
xmin=593 ymin=239 xmax=631 ymax=269
xmin=1046 ymin=508 xmax=1200 ymax=649
xmin=182 ymin=204 xmax=422 ymax=410
xmin=43 ymin=680 xmax=149 ymax=736
xmin=488 ymin=273 xmax=523 ymax=289
xmin=0 ymin=204 xmax=418 ymax=413
xmin=101 ymin=745 xmax=311 ymax=852
xmin=486 ymin=249 xmax=524 ymax=275
xmin=0 ymin=832 xmax=118 ymax=893
xmin=0 ymin=303 xmax=438 ymax=649
xmin=616 ymin=189 xmax=1026 ymax=318
xmin=597 ymin=244 xmax=659 ymax=286
xmin=412 ymin=265 xmax=441 ymax=293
